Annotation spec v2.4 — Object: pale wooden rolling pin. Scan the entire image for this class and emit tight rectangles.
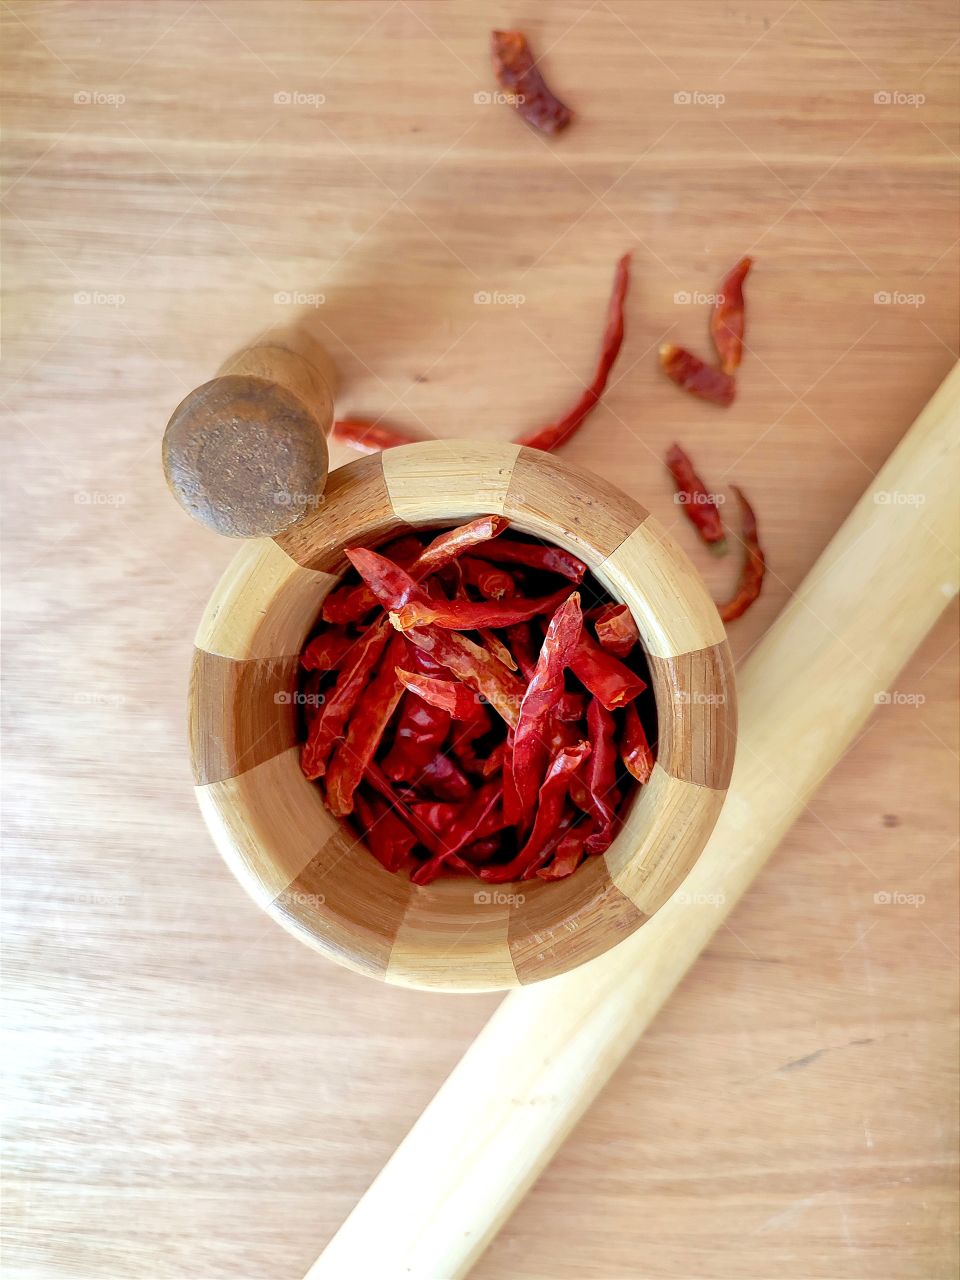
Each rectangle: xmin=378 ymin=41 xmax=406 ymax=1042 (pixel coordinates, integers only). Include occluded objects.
xmin=309 ymin=362 xmax=960 ymax=1280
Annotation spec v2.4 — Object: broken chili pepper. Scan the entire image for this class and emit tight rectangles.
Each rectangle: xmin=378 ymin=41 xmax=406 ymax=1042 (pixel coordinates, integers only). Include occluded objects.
xmin=395 ymin=669 xmax=484 ymax=722
xmin=569 ymin=629 xmax=647 ymax=710
xmin=665 ymin=443 xmax=727 ymax=553
xmin=711 ymin=256 xmax=752 ymax=375
xmin=592 ymin=603 xmax=640 ymax=658
xmin=622 ymin=701 xmax=655 ymax=784
xmin=659 ymin=344 xmax=736 ymax=407
xmin=491 ymin=29 xmax=572 ymax=135
xmin=717 ymin=485 xmax=766 ymax=622
xmin=517 ymin=254 xmax=631 ymax=452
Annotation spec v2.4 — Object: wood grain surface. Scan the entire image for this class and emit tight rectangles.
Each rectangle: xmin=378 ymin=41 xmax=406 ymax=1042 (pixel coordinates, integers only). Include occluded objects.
xmin=2 ymin=3 xmax=957 ymax=1279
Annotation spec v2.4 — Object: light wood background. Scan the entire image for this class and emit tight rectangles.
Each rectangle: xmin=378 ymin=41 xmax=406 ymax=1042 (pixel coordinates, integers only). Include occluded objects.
xmin=3 ymin=3 xmax=957 ymax=1278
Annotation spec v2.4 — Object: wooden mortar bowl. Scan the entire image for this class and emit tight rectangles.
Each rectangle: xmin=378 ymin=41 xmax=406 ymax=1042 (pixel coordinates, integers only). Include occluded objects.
xmin=189 ymin=442 xmax=736 ymax=991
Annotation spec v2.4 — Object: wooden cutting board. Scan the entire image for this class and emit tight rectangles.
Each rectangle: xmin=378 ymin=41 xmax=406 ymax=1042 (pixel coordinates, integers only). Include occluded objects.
xmin=3 ymin=3 xmax=957 ymax=1278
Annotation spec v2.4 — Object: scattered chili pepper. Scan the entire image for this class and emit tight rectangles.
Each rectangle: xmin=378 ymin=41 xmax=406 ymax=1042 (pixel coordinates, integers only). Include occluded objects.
xmin=491 ymin=29 xmax=572 ymax=135
xmin=622 ymin=701 xmax=655 ymax=784
xmin=569 ymin=629 xmax=647 ymax=710
xmin=511 ymin=593 xmax=583 ymax=825
xmin=665 ymin=443 xmax=727 ymax=554
xmin=659 ymin=344 xmax=736 ymax=407
xmin=592 ymin=603 xmax=640 ymax=657
xmin=332 ymin=419 xmax=424 ymax=453
xmin=517 ymin=254 xmax=631 ymax=452
xmin=716 ymin=485 xmax=765 ymax=622
xmin=711 ymin=256 xmax=752 ymax=374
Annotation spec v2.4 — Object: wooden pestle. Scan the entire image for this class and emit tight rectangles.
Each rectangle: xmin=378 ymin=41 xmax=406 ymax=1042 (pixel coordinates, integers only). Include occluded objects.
xmin=162 ymin=327 xmax=337 ymax=538
xmin=307 ymin=362 xmax=960 ymax=1280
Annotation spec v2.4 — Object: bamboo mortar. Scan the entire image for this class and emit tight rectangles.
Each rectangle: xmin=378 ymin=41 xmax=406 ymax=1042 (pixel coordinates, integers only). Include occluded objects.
xmin=308 ymin=361 xmax=960 ymax=1280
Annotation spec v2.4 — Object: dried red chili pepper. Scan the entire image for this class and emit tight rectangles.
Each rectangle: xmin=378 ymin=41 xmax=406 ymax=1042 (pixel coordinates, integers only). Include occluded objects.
xmin=332 ymin=418 xmax=423 ymax=453
xmin=380 ymin=694 xmax=451 ymax=782
xmin=569 ymin=629 xmax=646 ymax=710
xmin=517 ymin=254 xmax=630 ymax=452
xmin=460 ymin=558 xmax=516 ymax=600
xmin=717 ymin=485 xmax=765 ymax=622
xmin=363 ymin=762 xmax=445 ymax=855
xmin=591 ymin=603 xmax=640 ymax=657
xmin=482 ymin=539 xmax=586 ymax=583
xmin=478 ymin=629 xmax=518 ymax=672
xmin=483 ymin=742 xmax=590 ymax=882
xmin=419 ymin=752 xmax=473 ymax=802
xmin=301 ymin=620 xmax=390 ymax=779
xmin=411 ymin=801 xmax=462 ymax=833
xmin=665 ymin=443 xmax=727 ymax=553
xmin=711 ymin=256 xmax=752 ymax=375
xmin=491 ymin=29 xmax=572 ymax=135
xmin=301 ymin=629 xmax=352 ymax=671
xmin=395 ymin=669 xmax=484 ymax=722
xmin=461 ymin=836 xmax=501 ymax=863
xmin=353 ymin=792 xmax=417 ymax=873
xmin=581 ymin=698 xmax=619 ymax=854
xmin=391 ymin=586 xmax=571 ymax=632
xmin=511 ymin=593 xmax=583 ymax=825
xmin=325 ymin=632 xmax=407 ymax=816
xmin=537 ymin=822 xmax=592 ymax=881
xmin=411 ymin=780 xmax=502 ymax=884
xmin=622 ymin=702 xmax=655 ymax=784
xmin=659 ymin=344 xmax=736 ymax=407
xmin=401 ymin=626 xmax=526 ymax=729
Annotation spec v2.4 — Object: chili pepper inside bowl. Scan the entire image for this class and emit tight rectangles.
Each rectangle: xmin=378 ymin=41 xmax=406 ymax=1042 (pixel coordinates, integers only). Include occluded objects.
xmin=189 ymin=442 xmax=736 ymax=992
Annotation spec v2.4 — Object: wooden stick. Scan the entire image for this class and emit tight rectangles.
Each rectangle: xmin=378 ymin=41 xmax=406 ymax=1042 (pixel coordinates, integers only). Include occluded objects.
xmin=308 ymin=363 xmax=960 ymax=1280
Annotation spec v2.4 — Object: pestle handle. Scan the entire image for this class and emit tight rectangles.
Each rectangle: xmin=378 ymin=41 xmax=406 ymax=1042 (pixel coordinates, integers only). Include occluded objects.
xmin=162 ymin=327 xmax=337 ymax=538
